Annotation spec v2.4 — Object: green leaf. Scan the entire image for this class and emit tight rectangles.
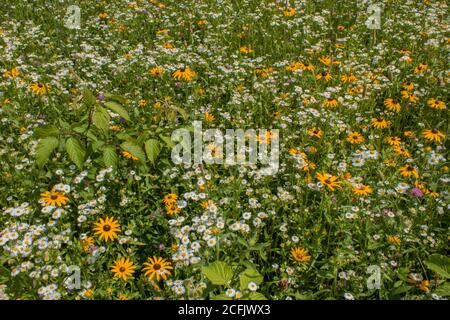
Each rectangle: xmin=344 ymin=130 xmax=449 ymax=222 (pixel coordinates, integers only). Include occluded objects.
xmin=103 ymin=146 xmax=118 ymax=169
xmin=239 ymin=268 xmax=263 ymax=291
xmin=83 ymin=88 xmax=96 ymax=106
xmin=120 ymin=141 xmax=146 ymax=162
xmin=210 ymin=294 xmax=232 ymax=300
xmin=434 ymin=282 xmax=450 ymax=297
xmin=35 ymin=137 xmax=59 ymax=168
xmin=34 ymin=125 xmax=59 ymax=138
xmin=92 ymin=106 xmax=110 ymax=133
xmin=424 ymin=254 xmax=450 ymax=279
xmin=159 ymin=134 xmax=175 ymax=148
xmin=65 ymin=137 xmax=85 ymax=169
xmin=145 ymin=139 xmax=160 ymax=164
xmin=104 ymin=101 xmax=130 ymax=121
xmin=247 ymin=292 xmax=267 ymax=300
xmin=201 ymin=261 xmax=233 ymax=285
xmin=104 ymin=93 xmax=128 ymax=105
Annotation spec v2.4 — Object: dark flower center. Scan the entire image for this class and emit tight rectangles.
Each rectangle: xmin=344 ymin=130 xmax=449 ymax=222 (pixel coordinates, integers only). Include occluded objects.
xmin=51 ymin=195 xmax=58 ymax=200
xmin=153 ymin=263 xmax=161 ymax=270
xmin=322 ymin=71 xmax=328 ymax=76
xmin=103 ymin=225 xmax=111 ymax=231
xmin=119 ymin=267 xmax=126 ymax=272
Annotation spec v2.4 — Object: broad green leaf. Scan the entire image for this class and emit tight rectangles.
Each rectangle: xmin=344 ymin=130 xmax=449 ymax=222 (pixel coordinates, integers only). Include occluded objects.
xmin=145 ymin=139 xmax=160 ymax=164
xmin=103 ymin=146 xmax=118 ymax=169
xmin=105 ymin=101 xmax=130 ymax=121
xmin=83 ymin=88 xmax=96 ymax=106
xmin=92 ymin=106 xmax=110 ymax=133
xmin=239 ymin=268 xmax=263 ymax=291
xmin=34 ymin=125 xmax=59 ymax=138
xmin=424 ymin=254 xmax=450 ymax=279
xmin=120 ymin=141 xmax=146 ymax=162
xmin=247 ymin=292 xmax=267 ymax=300
xmin=104 ymin=93 xmax=128 ymax=105
xmin=434 ymin=282 xmax=450 ymax=296
xmin=65 ymin=137 xmax=85 ymax=169
xmin=211 ymin=294 xmax=232 ymax=300
xmin=159 ymin=134 xmax=175 ymax=148
xmin=201 ymin=261 xmax=233 ymax=285
xmin=36 ymin=137 xmax=59 ymax=168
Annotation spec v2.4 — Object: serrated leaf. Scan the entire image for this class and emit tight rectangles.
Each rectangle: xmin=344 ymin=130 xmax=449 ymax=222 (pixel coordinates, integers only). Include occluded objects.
xmin=239 ymin=268 xmax=263 ymax=291
xmin=34 ymin=125 xmax=59 ymax=138
xmin=92 ymin=106 xmax=110 ymax=133
xmin=103 ymin=146 xmax=118 ymax=169
xmin=105 ymin=101 xmax=130 ymax=121
xmin=104 ymin=93 xmax=128 ymax=105
xmin=201 ymin=261 xmax=233 ymax=285
xmin=120 ymin=141 xmax=146 ymax=162
xmin=159 ymin=134 xmax=175 ymax=148
xmin=35 ymin=137 xmax=59 ymax=168
xmin=65 ymin=137 xmax=85 ymax=169
xmin=424 ymin=254 xmax=450 ymax=279
xmin=145 ymin=139 xmax=160 ymax=164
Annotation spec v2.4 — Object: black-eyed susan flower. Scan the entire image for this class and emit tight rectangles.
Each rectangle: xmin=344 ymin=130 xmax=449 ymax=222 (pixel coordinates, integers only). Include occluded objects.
xmin=111 ymin=257 xmax=136 ymax=281
xmin=122 ymin=150 xmax=139 ymax=161
xmin=163 ymin=193 xmax=177 ymax=205
xmin=427 ymin=98 xmax=446 ymax=110
xmin=388 ymin=235 xmax=401 ymax=246
xmin=347 ymin=132 xmax=364 ymax=144
xmin=172 ymin=67 xmax=196 ymax=81
xmin=316 ymin=71 xmax=332 ymax=81
xmin=290 ymin=247 xmax=311 ymax=263
xmin=142 ymin=256 xmax=173 ymax=281
xmin=384 ymin=98 xmax=401 ymax=113
xmin=399 ymin=164 xmax=419 ymax=178
xmin=149 ymin=67 xmax=164 ymax=76
xmin=30 ymin=83 xmax=49 ymax=95
xmin=422 ymin=129 xmax=445 ymax=143
xmin=371 ymin=118 xmax=390 ymax=129
xmin=40 ymin=191 xmax=69 ymax=207
xmin=352 ymin=184 xmax=373 ymax=196
xmin=316 ymin=172 xmax=341 ymax=191
xmin=93 ymin=217 xmax=121 ymax=242
xmin=385 ymin=136 xmax=402 ymax=147
xmin=307 ymin=127 xmax=323 ymax=138
xmin=323 ymin=98 xmax=338 ymax=108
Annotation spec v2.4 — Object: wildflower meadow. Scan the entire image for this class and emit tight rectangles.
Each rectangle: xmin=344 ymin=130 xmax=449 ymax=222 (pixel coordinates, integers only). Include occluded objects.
xmin=0 ymin=0 xmax=449 ymax=301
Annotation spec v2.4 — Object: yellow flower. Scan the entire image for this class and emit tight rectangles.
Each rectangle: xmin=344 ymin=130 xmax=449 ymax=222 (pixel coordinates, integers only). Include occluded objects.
xmin=93 ymin=217 xmax=121 ymax=242
xmin=323 ymin=98 xmax=338 ymax=108
xmin=138 ymin=99 xmax=148 ymax=107
xmin=316 ymin=172 xmax=341 ymax=191
xmin=427 ymin=98 xmax=446 ymax=110
xmin=371 ymin=118 xmax=390 ymax=129
xmin=352 ymin=184 xmax=373 ymax=196
xmin=418 ymin=280 xmax=430 ymax=292
xmin=163 ymin=193 xmax=178 ymax=205
xmin=204 ymin=111 xmax=215 ymax=122
xmin=239 ymin=46 xmax=253 ymax=54
xmin=347 ymin=132 xmax=364 ymax=144
xmin=82 ymin=236 xmax=94 ymax=252
xmin=388 ymin=235 xmax=401 ymax=246
xmin=384 ymin=98 xmax=401 ymax=113
xmin=399 ymin=164 xmax=419 ymax=178
xmin=422 ymin=129 xmax=445 ymax=143
xmin=40 ymin=191 xmax=69 ymax=207
xmin=142 ymin=256 xmax=173 ymax=281
xmin=307 ymin=127 xmax=323 ymax=139
xmin=172 ymin=67 xmax=196 ymax=81
xmin=283 ymin=8 xmax=296 ymax=17
xmin=30 ymin=83 xmax=49 ymax=95
xmin=111 ymin=258 xmax=136 ymax=281
xmin=385 ymin=136 xmax=402 ymax=147
xmin=291 ymin=247 xmax=311 ymax=263
xmin=98 ymin=13 xmax=108 ymax=19
xmin=316 ymin=71 xmax=332 ymax=81
xmin=122 ymin=150 xmax=139 ymax=161
xmin=149 ymin=67 xmax=165 ymax=76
